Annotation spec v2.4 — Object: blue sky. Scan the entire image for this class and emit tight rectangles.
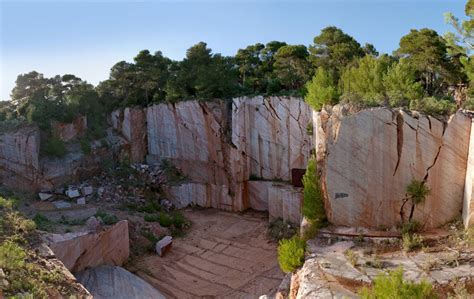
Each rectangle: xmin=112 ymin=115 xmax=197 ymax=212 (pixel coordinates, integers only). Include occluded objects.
xmin=0 ymin=0 xmax=466 ymax=101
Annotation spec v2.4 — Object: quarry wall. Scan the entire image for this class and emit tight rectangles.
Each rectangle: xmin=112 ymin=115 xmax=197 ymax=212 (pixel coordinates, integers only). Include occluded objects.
xmin=1 ymin=97 xmax=473 ymax=228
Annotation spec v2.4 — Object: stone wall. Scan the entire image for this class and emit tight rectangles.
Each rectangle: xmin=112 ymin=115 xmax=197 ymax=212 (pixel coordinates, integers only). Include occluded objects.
xmin=315 ymin=105 xmax=472 ymax=229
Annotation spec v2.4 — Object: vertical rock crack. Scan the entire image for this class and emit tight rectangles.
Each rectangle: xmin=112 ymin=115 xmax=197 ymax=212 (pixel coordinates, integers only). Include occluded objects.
xmin=393 ymin=111 xmax=404 ymax=176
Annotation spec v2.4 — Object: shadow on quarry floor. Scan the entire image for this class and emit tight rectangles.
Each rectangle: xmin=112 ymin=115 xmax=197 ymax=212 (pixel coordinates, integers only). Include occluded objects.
xmin=127 ymin=209 xmax=284 ymax=298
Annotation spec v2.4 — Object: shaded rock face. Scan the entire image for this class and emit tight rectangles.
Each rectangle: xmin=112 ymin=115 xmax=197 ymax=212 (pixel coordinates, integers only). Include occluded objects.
xmin=52 ymin=115 xmax=87 ymax=142
xmin=45 ymin=220 xmax=130 ymax=273
xmin=0 ymin=125 xmax=41 ymax=190
xmin=315 ymin=106 xmax=472 ymax=229
xmin=0 ymin=125 xmax=115 ymax=192
xmin=76 ymin=265 xmax=165 ymax=299
xmin=111 ymin=107 xmax=147 ymax=163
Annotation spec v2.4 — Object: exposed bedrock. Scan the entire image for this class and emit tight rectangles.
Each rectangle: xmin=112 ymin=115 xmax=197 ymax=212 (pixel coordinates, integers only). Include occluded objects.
xmin=44 ymin=220 xmax=130 ymax=273
xmin=146 ymin=96 xmax=311 ymax=216
xmin=2 ymin=97 xmax=474 ymax=229
xmin=0 ymin=124 xmax=41 ymax=190
xmin=111 ymin=107 xmax=147 ymax=163
xmin=315 ymin=105 xmax=472 ymax=229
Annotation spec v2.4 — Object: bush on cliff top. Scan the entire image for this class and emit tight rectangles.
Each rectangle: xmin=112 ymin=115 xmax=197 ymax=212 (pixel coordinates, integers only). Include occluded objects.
xmin=277 ymin=236 xmax=306 ymax=273
xmin=359 ymin=267 xmax=436 ymax=299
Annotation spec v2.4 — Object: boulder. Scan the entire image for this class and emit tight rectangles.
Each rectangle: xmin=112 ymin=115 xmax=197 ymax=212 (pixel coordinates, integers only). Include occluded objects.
xmin=76 ymin=265 xmax=165 ymax=299
xmin=38 ymin=192 xmax=53 ymax=201
xmin=66 ymin=188 xmax=81 ymax=198
xmin=45 ymin=220 xmax=130 ymax=272
xmin=81 ymin=185 xmax=93 ymax=196
xmin=52 ymin=200 xmax=72 ymax=209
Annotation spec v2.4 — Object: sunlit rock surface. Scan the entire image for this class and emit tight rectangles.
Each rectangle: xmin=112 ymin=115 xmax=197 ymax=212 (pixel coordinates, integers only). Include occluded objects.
xmin=45 ymin=220 xmax=130 ymax=272
xmin=315 ymin=105 xmax=471 ymax=229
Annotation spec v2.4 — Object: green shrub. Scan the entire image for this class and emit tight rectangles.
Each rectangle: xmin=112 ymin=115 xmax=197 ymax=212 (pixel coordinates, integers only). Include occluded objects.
xmin=278 ymin=236 xmax=306 ymax=273
xmin=33 ymin=214 xmax=54 ymax=231
xmin=302 ymin=156 xmax=326 ymax=239
xmin=80 ymin=138 xmax=92 ymax=155
xmin=0 ymin=240 xmax=27 ymax=270
xmin=160 ymin=159 xmax=187 ymax=184
xmin=158 ymin=213 xmax=174 ymax=227
xmin=344 ymin=249 xmax=358 ymax=267
xmin=409 ymin=97 xmax=456 ymax=116
xmin=42 ymin=136 xmax=67 ymax=158
xmin=401 ymin=220 xmax=422 ymax=235
xmin=406 ymin=181 xmax=430 ymax=205
xmin=144 ymin=214 xmax=160 ymax=222
xmin=306 ymin=122 xmax=313 ymax=135
xmin=402 ymin=233 xmax=424 ymax=252
xmin=95 ymin=210 xmax=118 ymax=225
xmin=304 ymin=67 xmax=339 ymax=110
xmin=383 ymin=60 xmax=423 ymax=107
xmin=137 ymin=201 xmax=161 ymax=213
xmin=144 ymin=212 xmax=177 ymax=228
xmin=268 ymin=218 xmax=297 ymax=241
xmin=171 ymin=211 xmax=186 ymax=229
xmin=339 ymin=55 xmax=392 ymax=107
xmin=359 ymin=267 xmax=435 ymax=299
xmin=0 ymin=196 xmax=13 ymax=210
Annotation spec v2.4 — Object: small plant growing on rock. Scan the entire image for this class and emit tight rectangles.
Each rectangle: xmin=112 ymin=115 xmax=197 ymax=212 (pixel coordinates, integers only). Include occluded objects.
xmin=400 ymin=180 xmax=430 ymax=223
xmin=33 ymin=214 xmax=54 ymax=232
xmin=401 ymin=220 xmax=422 ymax=235
xmin=359 ymin=267 xmax=436 ymax=299
xmin=402 ymin=233 xmax=423 ymax=252
xmin=344 ymin=249 xmax=359 ymax=267
xmin=0 ymin=240 xmax=26 ymax=270
xmin=365 ymin=257 xmax=383 ymax=269
xmin=95 ymin=210 xmax=118 ymax=225
xmin=302 ymin=156 xmax=326 ymax=239
xmin=278 ymin=236 xmax=306 ymax=273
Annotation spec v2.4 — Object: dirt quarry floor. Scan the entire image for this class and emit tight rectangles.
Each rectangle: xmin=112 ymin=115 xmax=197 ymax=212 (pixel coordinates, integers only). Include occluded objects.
xmin=128 ymin=209 xmax=284 ymax=298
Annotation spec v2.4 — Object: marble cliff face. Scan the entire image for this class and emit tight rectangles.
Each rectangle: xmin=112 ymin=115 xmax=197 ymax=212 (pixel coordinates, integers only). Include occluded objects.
xmin=1 ymin=97 xmax=473 ymax=228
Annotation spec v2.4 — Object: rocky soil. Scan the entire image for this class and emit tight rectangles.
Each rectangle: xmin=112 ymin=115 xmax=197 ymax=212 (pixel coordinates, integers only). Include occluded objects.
xmin=285 ymin=225 xmax=474 ymax=299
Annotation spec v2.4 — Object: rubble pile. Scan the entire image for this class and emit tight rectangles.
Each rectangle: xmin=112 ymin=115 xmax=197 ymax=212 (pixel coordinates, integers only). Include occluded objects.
xmin=36 ymin=163 xmax=169 ymax=209
xmin=130 ymin=163 xmax=167 ymax=187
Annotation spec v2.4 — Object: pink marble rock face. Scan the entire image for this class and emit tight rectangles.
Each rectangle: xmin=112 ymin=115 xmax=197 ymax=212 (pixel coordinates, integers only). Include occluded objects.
xmin=315 ymin=106 xmax=472 ymax=229
xmin=46 ymin=220 xmax=130 ymax=273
